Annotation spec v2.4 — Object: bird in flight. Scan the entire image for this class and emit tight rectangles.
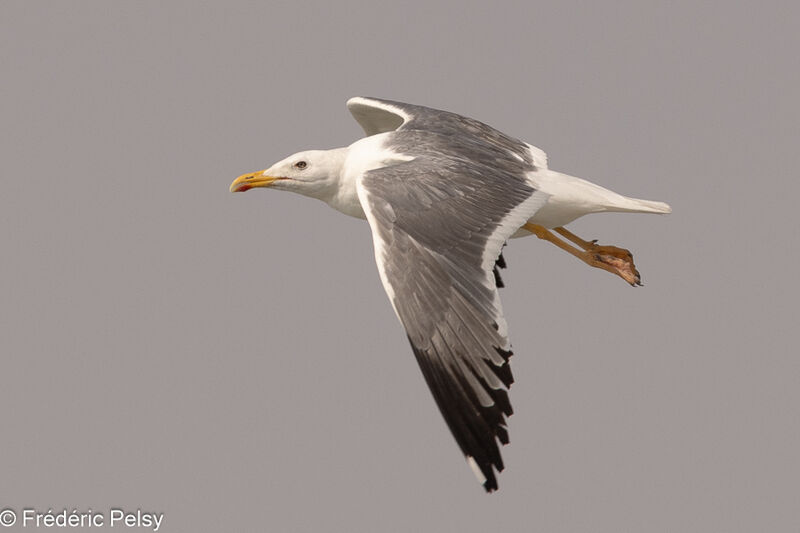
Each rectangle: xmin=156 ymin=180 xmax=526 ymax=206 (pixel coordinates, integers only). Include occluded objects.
xmin=230 ymin=97 xmax=671 ymax=491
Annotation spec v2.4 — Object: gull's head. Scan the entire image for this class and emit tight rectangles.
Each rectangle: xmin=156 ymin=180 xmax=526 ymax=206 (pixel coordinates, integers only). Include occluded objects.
xmin=230 ymin=149 xmax=345 ymax=199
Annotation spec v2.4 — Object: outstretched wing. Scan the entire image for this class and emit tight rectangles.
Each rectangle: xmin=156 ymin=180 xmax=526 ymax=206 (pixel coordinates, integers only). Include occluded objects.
xmin=347 ymin=96 xmax=549 ymax=169
xmin=355 ymin=135 xmax=548 ymax=491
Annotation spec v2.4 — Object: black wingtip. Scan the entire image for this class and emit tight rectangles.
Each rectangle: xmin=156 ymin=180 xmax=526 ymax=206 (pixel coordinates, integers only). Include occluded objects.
xmin=493 ymin=251 xmax=508 ymax=288
xmin=493 ymin=266 xmax=505 ymax=288
xmin=467 ymin=455 xmax=501 ymax=493
xmin=409 ymin=336 xmax=512 ymax=495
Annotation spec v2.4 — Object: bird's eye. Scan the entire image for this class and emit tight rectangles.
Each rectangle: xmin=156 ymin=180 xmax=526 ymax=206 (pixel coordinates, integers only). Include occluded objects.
xmin=294 ymin=161 xmax=308 ymax=170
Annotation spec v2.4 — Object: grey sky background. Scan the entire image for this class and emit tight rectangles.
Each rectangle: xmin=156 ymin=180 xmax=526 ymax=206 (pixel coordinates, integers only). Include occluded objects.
xmin=2 ymin=1 xmax=798 ymax=532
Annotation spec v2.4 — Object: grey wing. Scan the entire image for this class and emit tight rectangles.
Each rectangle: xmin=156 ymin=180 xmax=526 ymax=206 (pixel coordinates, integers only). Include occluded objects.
xmin=356 ymin=156 xmax=548 ymax=492
xmin=347 ymin=96 xmax=549 ymax=169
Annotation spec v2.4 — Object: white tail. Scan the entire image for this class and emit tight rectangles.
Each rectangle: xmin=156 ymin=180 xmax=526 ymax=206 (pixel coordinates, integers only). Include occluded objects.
xmin=525 ymin=170 xmax=672 ymax=228
xmin=605 ymin=196 xmax=672 ymax=214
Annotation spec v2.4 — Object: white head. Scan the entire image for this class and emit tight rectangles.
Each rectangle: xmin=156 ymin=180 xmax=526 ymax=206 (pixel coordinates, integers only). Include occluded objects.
xmin=230 ymin=148 xmax=348 ymax=202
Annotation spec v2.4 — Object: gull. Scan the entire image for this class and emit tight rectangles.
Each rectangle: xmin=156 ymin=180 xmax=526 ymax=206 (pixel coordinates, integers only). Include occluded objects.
xmin=230 ymin=97 xmax=671 ymax=491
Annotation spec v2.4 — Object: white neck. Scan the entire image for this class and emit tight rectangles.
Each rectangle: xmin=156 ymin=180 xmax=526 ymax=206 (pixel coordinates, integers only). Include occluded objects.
xmin=306 ymin=147 xmax=366 ymax=218
xmin=297 ymin=134 xmax=404 ymax=220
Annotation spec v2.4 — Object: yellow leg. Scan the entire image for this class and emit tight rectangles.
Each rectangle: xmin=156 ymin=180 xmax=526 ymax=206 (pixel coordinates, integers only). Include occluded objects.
xmin=553 ymin=227 xmax=597 ymax=250
xmin=523 ymin=223 xmax=642 ymax=286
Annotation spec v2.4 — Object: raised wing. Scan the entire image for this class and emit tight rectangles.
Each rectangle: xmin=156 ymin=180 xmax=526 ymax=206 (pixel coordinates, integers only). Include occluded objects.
xmin=347 ymin=96 xmax=549 ymax=169
xmin=355 ymin=138 xmax=548 ymax=491
xmin=347 ymin=97 xmax=410 ymax=136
